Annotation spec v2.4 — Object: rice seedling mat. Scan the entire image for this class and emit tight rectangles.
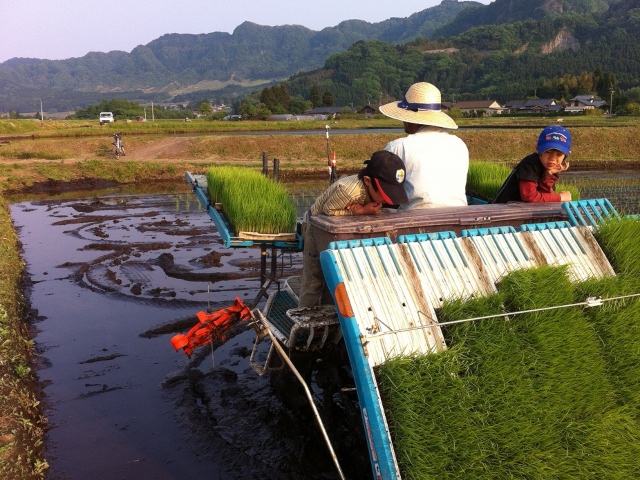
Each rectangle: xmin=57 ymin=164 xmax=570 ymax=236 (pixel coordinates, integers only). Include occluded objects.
xmin=205 ymin=167 xmax=297 ymax=238
xmin=185 ymin=171 xmax=301 ymax=249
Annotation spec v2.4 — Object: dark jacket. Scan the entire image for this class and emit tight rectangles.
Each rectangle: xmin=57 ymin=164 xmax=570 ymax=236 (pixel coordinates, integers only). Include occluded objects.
xmin=493 ymin=153 xmax=561 ymax=203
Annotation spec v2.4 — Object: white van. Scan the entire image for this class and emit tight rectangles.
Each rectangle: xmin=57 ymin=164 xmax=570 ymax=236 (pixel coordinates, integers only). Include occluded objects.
xmin=99 ymin=112 xmax=114 ymax=125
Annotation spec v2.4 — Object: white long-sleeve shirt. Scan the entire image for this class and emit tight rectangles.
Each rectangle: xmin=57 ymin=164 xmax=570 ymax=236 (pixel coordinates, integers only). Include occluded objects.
xmin=385 ymin=126 xmax=469 ymax=209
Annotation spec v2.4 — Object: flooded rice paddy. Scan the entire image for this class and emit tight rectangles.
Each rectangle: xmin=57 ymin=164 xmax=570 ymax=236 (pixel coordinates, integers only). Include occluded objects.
xmin=10 ymin=171 xmax=640 ymax=480
xmin=12 ymin=184 xmax=366 ymax=480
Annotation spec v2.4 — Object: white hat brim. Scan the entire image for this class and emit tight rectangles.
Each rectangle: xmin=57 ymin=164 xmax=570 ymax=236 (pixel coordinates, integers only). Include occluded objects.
xmin=379 ymin=101 xmax=458 ymax=130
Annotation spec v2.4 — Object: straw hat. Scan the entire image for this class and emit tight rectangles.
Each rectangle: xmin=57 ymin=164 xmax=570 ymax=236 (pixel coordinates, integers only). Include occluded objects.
xmin=379 ymin=82 xmax=458 ymax=130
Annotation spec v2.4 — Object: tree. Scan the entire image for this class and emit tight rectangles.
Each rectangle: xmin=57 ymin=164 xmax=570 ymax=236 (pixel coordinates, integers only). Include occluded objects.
xmin=198 ymin=101 xmax=213 ymax=118
xmin=322 ymin=90 xmax=334 ymax=107
xmin=625 ymin=86 xmax=640 ymax=102
xmin=289 ymin=97 xmax=311 ymax=114
xmin=212 ymin=110 xmax=228 ymax=120
xmin=259 ymin=85 xmax=291 ymax=113
xmin=255 ymin=103 xmax=272 ymax=120
xmin=310 ymin=85 xmax=321 ymax=108
xmin=260 ymin=88 xmax=278 ymax=111
xmin=239 ymin=102 xmax=257 ymax=119
xmin=595 ymin=69 xmax=617 ymax=101
xmin=273 ymin=85 xmax=291 ymax=111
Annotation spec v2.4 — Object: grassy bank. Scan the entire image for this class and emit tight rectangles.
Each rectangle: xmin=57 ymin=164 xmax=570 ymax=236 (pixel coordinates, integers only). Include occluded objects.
xmin=0 ymin=198 xmax=48 ymax=479
xmin=1 ymin=114 xmax=638 ymax=138
xmin=1 ymin=126 xmax=639 ymax=195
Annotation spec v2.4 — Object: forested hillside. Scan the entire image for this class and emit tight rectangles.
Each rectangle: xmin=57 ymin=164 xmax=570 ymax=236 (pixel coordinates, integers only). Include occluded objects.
xmin=284 ymin=0 xmax=640 ymax=109
xmin=436 ymin=0 xmax=618 ymax=36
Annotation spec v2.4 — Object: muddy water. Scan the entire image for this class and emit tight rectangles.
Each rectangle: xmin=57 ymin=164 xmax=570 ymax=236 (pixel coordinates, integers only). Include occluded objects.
xmin=11 ymin=189 xmax=359 ymax=480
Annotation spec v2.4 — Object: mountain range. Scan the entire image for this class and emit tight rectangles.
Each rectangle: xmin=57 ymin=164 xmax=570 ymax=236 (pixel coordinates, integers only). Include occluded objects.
xmin=0 ymin=0 xmax=632 ymax=112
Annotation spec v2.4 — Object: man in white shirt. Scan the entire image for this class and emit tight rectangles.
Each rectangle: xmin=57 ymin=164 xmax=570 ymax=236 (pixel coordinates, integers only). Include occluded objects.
xmin=379 ymin=82 xmax=469 ymax=209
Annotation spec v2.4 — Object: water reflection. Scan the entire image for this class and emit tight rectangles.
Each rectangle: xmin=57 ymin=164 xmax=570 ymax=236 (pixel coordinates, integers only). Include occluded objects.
xmin=13 ymin=192 xmax=352 ymax=480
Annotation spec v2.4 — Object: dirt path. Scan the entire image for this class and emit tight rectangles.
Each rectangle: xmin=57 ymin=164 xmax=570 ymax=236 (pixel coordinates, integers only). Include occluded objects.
xmin=0 ymin=136 xmax=216 ymax=165
xmin=122 ymin=136 xmax=201 ymax=161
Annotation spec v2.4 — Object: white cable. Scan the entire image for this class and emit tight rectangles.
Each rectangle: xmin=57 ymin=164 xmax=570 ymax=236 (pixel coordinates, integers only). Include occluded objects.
xmin=367 ymin=293 xmax=640 ymax=338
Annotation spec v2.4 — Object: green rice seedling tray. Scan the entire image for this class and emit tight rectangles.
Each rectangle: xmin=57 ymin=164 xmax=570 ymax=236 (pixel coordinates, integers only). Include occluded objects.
xmin=185 ymin=171 xmax=302 ymax=249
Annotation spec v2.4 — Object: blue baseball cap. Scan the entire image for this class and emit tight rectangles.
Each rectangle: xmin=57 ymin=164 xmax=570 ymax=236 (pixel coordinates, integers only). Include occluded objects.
xmin=537 ymin=126 xmax=572 ymax=156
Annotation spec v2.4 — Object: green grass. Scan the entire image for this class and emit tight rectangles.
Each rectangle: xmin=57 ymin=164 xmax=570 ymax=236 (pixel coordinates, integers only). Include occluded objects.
xmin=15 ymin=151 xmax=68 ymax=160
xmin=3 ymin=115 xmax=640 ymax=137
xmin=206 ymin=166 xmax=297 ymax=234
xmin=0 ymin=198 xmax=48 ymax=479
xmin=377 ymin=218 xmax=640 ymax=479
xmin=466 ymin=162 xmax=513 ymax=200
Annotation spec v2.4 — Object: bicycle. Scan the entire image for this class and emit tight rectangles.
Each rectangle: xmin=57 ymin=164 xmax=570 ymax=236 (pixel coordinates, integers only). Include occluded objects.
xmin=112 ymin=133 xmax=126 ymax=159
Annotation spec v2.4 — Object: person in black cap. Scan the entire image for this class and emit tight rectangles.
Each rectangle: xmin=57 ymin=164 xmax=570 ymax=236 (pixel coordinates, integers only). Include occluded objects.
xmin=298 ymin=150 xmax=409 ymax=308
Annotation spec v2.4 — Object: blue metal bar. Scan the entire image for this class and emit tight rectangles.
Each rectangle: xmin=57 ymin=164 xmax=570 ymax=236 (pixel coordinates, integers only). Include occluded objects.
xmin=518 ymin=221 xmax=571 ymax=232
xmin=562 ymin=199 xmax=621 ymax=227
xmin=511 ymin=233 xmax=530 ymax=261
xmin=385 ymin=243 xmax=403 ymax=276
xmin=451 ymin=239 xmax=469 ymax=268
xmin=320 ymin=250 xmax=400 ymax=480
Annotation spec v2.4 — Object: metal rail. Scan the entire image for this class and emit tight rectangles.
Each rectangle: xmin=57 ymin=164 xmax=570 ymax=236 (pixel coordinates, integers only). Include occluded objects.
xmin=258 ymin=315 xmax=346 ymax=480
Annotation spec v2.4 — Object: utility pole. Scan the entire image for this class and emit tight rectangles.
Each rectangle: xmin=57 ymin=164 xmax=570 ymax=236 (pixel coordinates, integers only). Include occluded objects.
xmin=326 ymin=125 xmax=336 ymax=185
xmin=610 ymin=85 xmax=614 ymax=115
xmin=40 ymin=99 xmax=44 ymax=121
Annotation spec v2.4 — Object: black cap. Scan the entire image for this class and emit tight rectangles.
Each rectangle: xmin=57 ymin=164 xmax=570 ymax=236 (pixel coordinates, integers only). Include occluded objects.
xmin=362 ymin=150 xmax=409 ymax=205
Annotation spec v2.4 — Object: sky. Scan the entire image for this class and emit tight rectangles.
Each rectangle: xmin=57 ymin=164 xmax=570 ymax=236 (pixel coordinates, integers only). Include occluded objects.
xmin=0 ymin=0 xmax=494 ymax=63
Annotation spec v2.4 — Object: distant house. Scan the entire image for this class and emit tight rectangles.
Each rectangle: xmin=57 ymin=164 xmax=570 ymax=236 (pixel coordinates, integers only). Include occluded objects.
xmin=547 ymin=104 xmax=565 ymax=113
xmin=267 ymin=114 xmax=294 ymax=121
xmin=450 ymin=100 xmax=505 ymax=116
xmin=564 ymin=95 xmax=606 ymax=113
xmin=306 ymin=106 xmax=346 ymax=116
xmin=504 ymin=100 xmax=527 ymax=113
xmin=518 ymin=98 xmax=558 ymax=113
xmin=267 ymin=114 xmax=317 ymax=121
xmin=358 ymin=104 xmax=380 ymax=116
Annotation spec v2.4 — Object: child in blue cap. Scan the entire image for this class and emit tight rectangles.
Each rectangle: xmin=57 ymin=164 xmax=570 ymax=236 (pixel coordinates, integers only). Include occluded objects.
xmin=493 ymin=125 xmax=572 ymax=203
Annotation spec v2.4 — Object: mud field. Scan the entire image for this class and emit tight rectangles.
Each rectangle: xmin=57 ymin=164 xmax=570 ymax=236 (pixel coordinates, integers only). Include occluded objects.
xmin=12 ymin=189 xmax=368 ymax=480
